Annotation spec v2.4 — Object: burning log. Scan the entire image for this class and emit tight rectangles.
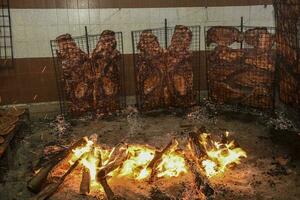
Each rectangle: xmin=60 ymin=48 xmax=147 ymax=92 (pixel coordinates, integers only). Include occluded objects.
xmin=97 ymin=143 xmax=128 ymax=180
xmin=147 ymin=139 xmax=178 ymax=182
xmin=80 ymin=167 xmax=90 ymax=195
xmin=186 ymin=127 xmax=215 ymax=198
xmin=28 ymin=137 xmax=87 ymax=193
xmin=32 ymin=153 xmax=85 ymax=200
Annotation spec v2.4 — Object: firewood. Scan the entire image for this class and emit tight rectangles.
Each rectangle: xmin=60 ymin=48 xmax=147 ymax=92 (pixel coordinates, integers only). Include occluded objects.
xmin=32 ymin=153 xmax=85 ymax=200
xmin=80 ymin=167 xmax=90 ymax=195
xmin=27 ymin=137 xmax=87 ymax=193
xmin=184 ymin=126 xmax=215 ymax=198
xmin=147 ymin=139 xmax=178 ymax=182
xmin=184 ymin=152 xmax=214 ymax=199
xmin=0 ymin=136 xmax=4 ymax=144
xmin=97 ymin=144 xmax=128 ymax=180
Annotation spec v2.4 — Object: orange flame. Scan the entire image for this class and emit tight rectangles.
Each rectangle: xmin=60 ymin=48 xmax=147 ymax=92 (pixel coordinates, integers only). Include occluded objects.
xmin=200 ymin=132 xmax=247 ymax=177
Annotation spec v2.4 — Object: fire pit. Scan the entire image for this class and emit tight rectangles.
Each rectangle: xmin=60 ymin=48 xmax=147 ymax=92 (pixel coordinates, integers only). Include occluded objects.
xmin=27 ymin=126 xmax=247 ymax=200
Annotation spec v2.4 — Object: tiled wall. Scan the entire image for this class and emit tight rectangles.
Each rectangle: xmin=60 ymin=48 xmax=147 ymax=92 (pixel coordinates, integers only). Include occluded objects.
xmin=11 ymin=6 xmax=275 ymax=58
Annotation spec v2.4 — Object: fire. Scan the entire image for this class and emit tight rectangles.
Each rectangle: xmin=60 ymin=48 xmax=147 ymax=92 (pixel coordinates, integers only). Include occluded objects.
xmin=118 ymin=145 xmax=155 ymax=180
xmin=200 ymin=132 xmax=247 ymax=177
xmin=157 ymin=152 xmax=187 ymax=178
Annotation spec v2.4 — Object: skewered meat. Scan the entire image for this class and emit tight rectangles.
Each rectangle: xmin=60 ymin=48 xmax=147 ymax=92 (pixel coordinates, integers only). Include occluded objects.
xmin=207 ymin=26 xmax=243 ymax=46
xmin=135 ymin=25 xmax=195 ymax=110
xmin=242 ymin=87 xmax=273 ymax=109
xmin=208 ymin=65 xmax=240 ymax=82
xmin=244 ymin=50 xmax=275 ymax=72
xmin=136 ymin=30 xmax=165 ymax=110
xmin=167 ymin=25 xmax=194 ymax=107
xmin=56 ymin=30 xmax=121 ymax=116
xmin=244 ymin=28 xmax=274 ymax=51
xmin=209 ymin=46 xmax=244 ymax=64
xmin=233 ymin=67 xmax=273 ymax=88
xmin=279 ymin=67 xmax=298 ymax=104
xmin=210 ymin=82 xmax=246 ymax=103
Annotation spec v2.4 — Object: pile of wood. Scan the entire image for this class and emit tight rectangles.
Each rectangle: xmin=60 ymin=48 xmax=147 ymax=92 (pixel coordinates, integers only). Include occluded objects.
xmin=136 ymin=25 xmax=195 ymax=111
xmin=207 ymin=26 xmax=275 ymax=109
xmin=56 ymin=30 xmax=122 ymax=116
xmin=274 ymin=0 xmax=300 ymax=108
xmin=28 ymin=130 xmax=215 ymax=200
xmin=0 ymin=108 xmax=26 ymax=157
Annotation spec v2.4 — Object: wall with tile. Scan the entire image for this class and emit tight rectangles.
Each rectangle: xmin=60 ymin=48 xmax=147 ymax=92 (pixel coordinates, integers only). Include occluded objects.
xmin=11 ymin=5 xmax=275 ymax=58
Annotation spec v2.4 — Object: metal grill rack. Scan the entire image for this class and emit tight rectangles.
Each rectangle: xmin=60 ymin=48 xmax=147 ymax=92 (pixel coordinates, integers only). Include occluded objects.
xmin=50 ymin=31 xmax=125 ymax=116
xmin=205 ymin=25 xmax=276 ymax=111
xmin=0 ymin=0 xmax=13 ymax=68
xmin=132 ymin=25 xmax=201 ymax=111
xmin=273 ymin=0 xmax=300 ymax=111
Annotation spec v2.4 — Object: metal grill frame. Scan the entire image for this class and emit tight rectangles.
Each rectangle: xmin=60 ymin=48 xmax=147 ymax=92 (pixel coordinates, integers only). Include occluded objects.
xmin=50 ymin=32 xmax=126 ymax=116
xmin=0 ymin=0 xmax=13 ymax=68
xmin=131 ymin=25 xmax=201 ymax=111
xmin=205 ymin=25 xmax=276 ymax=111
xmin=273 ymin=0 xmax=300 ymax=111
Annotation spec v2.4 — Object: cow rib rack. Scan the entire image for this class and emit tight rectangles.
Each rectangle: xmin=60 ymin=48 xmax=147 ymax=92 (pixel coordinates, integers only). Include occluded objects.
xmin=51 ymin=30 xmax=125 ymax=117
xmin=132 ymin=25 xmax=201 ymax=111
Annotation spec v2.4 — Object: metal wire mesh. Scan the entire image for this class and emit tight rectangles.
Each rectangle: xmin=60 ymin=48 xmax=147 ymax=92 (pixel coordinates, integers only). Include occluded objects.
xmin=205 ymin=26 xmax=276 ymax=110
xmin=273 ymin=0 xmax=300 ymax=110
xmin=0 ymin=0 xmax=13 ymax=68
xmin=50 ymin=31 xmax=125 ymax=116
xmin=132 ymin=25 xmax=201 ymax=111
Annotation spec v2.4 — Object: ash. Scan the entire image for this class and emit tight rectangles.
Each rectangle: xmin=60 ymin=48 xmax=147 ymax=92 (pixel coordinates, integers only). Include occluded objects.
xmin=0 ymin=109 xmax=299 ymax=200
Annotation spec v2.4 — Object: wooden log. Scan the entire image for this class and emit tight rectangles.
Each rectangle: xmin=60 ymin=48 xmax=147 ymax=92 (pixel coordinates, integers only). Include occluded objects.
xmin=32 ymin=153 xmax=85 ymax=200
xmin=27 ymin=137 xmax=87 ymax=193
xmin=186 ymin=126 xmax=214 ymax=198
xmin=97 ymin=144 xmax=128 ymax=179
xmin=147 ymin=139 xmax=178 ymax=182
xmin=184 ymin=152 xmax=214 ymax=199
xmin=80 ymin=167 xmax=90 ymax=195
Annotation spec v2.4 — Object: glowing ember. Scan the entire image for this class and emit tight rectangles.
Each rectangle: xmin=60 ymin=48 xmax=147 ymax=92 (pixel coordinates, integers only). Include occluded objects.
xmin=157 ymin=152 xmax=187 ymax=178
xmin=118 ymin=145 xmax=155 ymax=180
xmin=200 ymin=132 xmax=247 ymax=177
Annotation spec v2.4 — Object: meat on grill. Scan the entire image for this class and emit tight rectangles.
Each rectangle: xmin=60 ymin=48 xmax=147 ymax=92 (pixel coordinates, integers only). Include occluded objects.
xmin=207 ymin=26 xmax=243 ymax=46
xmin=244 ymin=28 xmax=274 ymax=51
xmin=209 ymin=46 xmax=244 ymax=64
xmin=244 ymin=50 xmax=275 ymax=72
xmin=56 ymin=30 xmax=121 ymax=116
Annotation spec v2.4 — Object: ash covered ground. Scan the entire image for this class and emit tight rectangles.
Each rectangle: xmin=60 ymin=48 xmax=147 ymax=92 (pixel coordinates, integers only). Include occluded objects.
xmin=0 ymin=106 xmax=299 ymax=200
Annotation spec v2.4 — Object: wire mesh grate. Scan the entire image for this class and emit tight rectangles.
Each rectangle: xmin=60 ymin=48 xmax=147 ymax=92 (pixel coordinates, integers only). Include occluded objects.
xmin=273 ymin=0 xmax=300 ymax=110
xmin=205 ymin=25 xmax=276 ymax=110
xmin=0 ymin=0 xmax=13 ymax=68
xmin=50 ymin=31 xmax=125 ymax=117
xmin=132 ymin=25 xmax=201 ymax=111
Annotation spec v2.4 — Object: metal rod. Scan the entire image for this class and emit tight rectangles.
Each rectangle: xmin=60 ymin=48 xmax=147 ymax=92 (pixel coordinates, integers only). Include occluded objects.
xmin=240 ymin=16 xmax=243 ymax=49
xmin=85 ymin=26 xmax=90 ymax=55
xmin=164 ymin=18 xmax=168 ymax=49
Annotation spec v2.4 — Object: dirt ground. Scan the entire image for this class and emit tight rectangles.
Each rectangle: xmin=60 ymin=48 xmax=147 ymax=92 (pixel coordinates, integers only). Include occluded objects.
xmin=0 ymin=107 xmax=299 ymax=200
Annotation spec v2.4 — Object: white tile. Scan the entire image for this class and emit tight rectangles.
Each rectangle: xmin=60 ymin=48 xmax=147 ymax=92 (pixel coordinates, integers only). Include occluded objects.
xmin=47 ymin=26 xmax=58 ymax=41
xmin=13 ymin=41 xmax=28 ymax=58
xmin=67 ymin=9 xmax=79 ymax=25
xmin=56 ymin=9 xmax=69 ymax=25
xmin=12 ymin=25 xmax=26 ymax=42
xmin=89 ymin=9 xmax=101 ymax=24
xmin=207 ymin=7 xmax=224 ymax=22
xmin=57 ymin=25 xmax=70 ymax=35
xmin=78 ymin=9 xmax=90 ymax=24
xmin=100 ymin=9 xmax=119 ymax=24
